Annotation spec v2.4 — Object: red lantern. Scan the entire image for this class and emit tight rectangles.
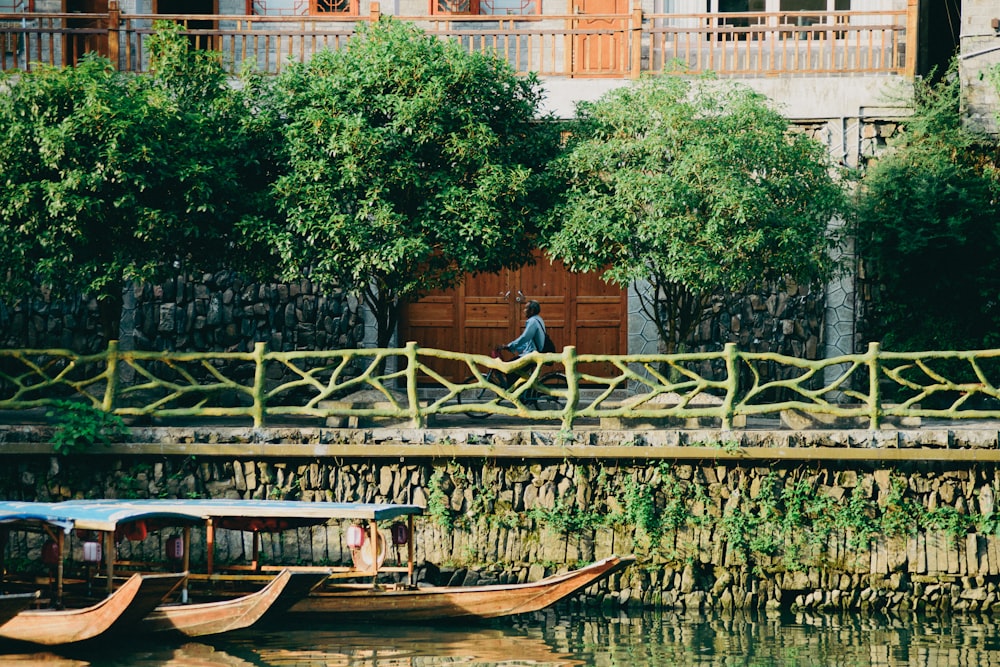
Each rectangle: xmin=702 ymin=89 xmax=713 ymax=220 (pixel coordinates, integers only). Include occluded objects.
xmin=42 ymin=540 xmax=59 ymax=566
xmin=122 ymin=520 xmax=148 ymax=542
xmin=82 ymin=541 xmax=102 ymax=563
xmin=346 ymin=525 xmax=365 ymax=550
xmin=166 ymin=536 xmax=184 ymax=561
xmin=390 ymin=522 xmax=409 ymax=546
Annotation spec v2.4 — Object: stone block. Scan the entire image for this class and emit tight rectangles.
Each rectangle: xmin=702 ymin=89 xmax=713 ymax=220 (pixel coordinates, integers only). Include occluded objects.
xmin=599 ymin=391 xmax=745 ymax=429
xmin=780 ymin=405 xmax=920 ymax=430
xmin=318 ymin=389 xmax=422 ymax=428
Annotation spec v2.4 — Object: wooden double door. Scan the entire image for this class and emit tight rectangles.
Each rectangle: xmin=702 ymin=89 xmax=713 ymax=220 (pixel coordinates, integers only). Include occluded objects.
xmin=400 ymin=253 xmax=628 ymax=382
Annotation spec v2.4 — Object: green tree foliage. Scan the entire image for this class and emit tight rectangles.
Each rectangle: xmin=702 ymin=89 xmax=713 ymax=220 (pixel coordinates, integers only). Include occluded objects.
xmin=0 ymin=24 xmax=277 ymax=343
xmin=545 ymin=76 xmax=846 ymax=353
xmin=856 ymin=67 xmax=1000 ymax=350
xmin=269 ymin=18 xmax=559 ymax=347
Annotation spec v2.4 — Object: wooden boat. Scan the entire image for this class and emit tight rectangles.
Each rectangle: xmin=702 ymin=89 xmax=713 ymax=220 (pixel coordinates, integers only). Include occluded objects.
xmin=29 ymin=500 xmax=332 ymax=639
xmin=287 ymin=555 xmax=635 ymax=621
xmin=0 ymin=593 xmax=39 ymax=627
xmin=140 ymin=568 xmax=329 ymax=637
xmin=56 ymin=500 xmax=635 ymax=622
xmin=0 ymin=572 xmax=184 ymax=646
xmin=12 ymin=500 xmax=636 ymax=624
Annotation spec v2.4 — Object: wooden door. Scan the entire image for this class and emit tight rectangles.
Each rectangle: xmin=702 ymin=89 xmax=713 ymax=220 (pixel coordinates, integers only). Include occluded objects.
xmin=65 ymin=0 xmax=108 ymax=65
xmin=400 ymin=253 xmax=628 ymax=383
xmin=155 ymin=0 xmax=218 ymax=50
xmin=570 ymin=0 xmax=629 ymax=76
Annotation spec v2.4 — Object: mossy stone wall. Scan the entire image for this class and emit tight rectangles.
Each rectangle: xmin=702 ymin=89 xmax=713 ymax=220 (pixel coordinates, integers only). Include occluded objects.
xmin=2 ymin=452 xmax=999 ymax=614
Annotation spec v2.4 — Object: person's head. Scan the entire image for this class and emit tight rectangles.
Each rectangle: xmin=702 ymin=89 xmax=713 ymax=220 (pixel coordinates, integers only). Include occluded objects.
xmin=525 ymin=300 xmax=541 ymax=317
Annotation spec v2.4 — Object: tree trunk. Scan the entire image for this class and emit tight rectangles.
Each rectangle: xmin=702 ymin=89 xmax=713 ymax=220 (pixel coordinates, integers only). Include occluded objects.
xmin=98 ymin=287 xmax=123 ymax=344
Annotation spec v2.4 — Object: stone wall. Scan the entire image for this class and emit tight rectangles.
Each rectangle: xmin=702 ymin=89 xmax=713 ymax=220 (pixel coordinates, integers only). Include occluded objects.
xmin=0 ymin=272 xmax=365 ymax=354
xmin=3 ymin=450 xmax=1000 ymax=614
xmin=960 ymin=0 xmax=1000 ymax=135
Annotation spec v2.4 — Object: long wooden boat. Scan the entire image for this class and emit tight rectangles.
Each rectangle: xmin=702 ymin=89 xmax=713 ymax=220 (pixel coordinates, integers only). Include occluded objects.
xmin=6 ymin=499 xmax=637 ymax=624
xmin=53 ymin=500 xmax=637 ymax=622
xmin=0 ymin=593 xmax=40 ymax=627
xmin=141 ymin=568 xmax=329 ymax=637
xmin=0 ymin=572 xmax=184 ymax=646
xmin=287 ymin=555 xmax=635 ymax=621
xmin=15 ymin=500 xmax=331 ymax=639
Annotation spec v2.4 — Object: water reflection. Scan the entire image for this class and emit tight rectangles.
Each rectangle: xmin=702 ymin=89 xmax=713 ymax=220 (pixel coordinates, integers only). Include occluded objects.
xmin=4 ymin=608 xmax=1000 ymax=666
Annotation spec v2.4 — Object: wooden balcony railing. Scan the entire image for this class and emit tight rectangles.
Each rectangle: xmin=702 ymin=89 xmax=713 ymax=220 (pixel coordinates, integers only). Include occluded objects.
xmin=0 ymin=4 xmax=916 ymax=78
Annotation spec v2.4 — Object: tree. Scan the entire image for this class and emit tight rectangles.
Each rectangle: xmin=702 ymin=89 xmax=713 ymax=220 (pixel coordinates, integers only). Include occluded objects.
xmin=0 ymin=25 xmax=276 ymax=344
xmin=855 ymin=66 xmax=1000 ymax=351
xmin=269 ymin=17 xmax=559 ymax=348
xmin=545 ymin=76 xmax=846 ymax=353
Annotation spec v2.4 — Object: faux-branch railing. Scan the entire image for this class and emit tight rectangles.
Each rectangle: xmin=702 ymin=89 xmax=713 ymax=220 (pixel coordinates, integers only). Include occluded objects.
xmin=3 ymin=341 xmax=1000 ymax=431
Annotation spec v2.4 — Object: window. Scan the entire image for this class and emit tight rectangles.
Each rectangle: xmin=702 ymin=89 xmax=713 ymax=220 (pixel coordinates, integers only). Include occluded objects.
xmin=433 ymin=0 xmax=538 ymax=16
xmin=778 ymin=0 xmax=852 ymax=38
xmin=711 ymin=0 xmax=854 ymax=39
xmin=312 ymin=0 xmax=358 ymax=14
xmin=713 ymin=0 xmax=766 ymax=38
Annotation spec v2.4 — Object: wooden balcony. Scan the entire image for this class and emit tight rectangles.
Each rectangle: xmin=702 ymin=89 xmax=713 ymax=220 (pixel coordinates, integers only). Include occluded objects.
xmin=0 ymin=5 xmax=916 ymax=78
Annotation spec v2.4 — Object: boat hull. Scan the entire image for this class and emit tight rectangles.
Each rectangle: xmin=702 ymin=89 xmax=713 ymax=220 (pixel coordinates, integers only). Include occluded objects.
xmin=0 ymin=593 xmax=40 ymax=627
xmin=142 ymin=569 xmax=329 ymax=637
xmin=288 ymin=555 xmax=634 ymax=621
xmin=0 ymin=572 xmax=184 ymax=646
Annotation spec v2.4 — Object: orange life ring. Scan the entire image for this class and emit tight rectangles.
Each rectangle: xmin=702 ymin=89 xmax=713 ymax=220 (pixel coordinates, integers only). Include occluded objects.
xmin=351 ymin=531 xmax=386 ymax=571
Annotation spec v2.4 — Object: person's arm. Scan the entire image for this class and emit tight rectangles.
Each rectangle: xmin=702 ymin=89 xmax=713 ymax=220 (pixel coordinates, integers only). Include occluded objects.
xmin=506 ymin=317 xmax=542 ymax=354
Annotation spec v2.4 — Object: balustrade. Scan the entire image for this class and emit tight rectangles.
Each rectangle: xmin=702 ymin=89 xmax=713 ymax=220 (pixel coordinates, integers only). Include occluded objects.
xmin=0 ymin=6 xmax=914 ymax=77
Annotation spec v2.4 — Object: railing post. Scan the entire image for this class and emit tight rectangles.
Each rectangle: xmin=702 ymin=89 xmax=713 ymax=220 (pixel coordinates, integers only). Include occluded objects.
xmin=562 ymin=346 xmax=579 ymax=432
xmin=405 ymin=341 xmax=424 ymax=428
xmin=102 ymin=339 xmax=119 ymax=413
xmin=721 ymin=342 xmax=739 ymax=431
xmin=370 ymin=1 xmax=381 ymax=20
xmin=867 ymin=341 xmax=881 ymax=431
xmin=629 ymin=3 xmax=642 ymax=79
xmin=904 ymin=0 xmax=917 ymax=77
xmin=251 ymin=342 xmax=267 ymax=428
xmin=107 ymin=0 xmax=120 ymax=71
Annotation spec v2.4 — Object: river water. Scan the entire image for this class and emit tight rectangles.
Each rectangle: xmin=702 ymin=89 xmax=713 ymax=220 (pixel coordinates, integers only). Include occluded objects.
xmin=6 ymin=607 xmax=1000 ymax=666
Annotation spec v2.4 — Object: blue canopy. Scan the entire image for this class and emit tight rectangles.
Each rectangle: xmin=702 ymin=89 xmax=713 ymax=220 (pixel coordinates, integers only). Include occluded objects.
xmin=50 ymin=499 xmax=423 ymax=532
xmin=86 ymin=499 xmax=424 ymax=523
xmin=0 ymin=499 xmax=423 ymax=533
xmin=40 ymin=500 xmax=205 ymax=532
xmin=0 ymin=501 xmax=74 ymax=533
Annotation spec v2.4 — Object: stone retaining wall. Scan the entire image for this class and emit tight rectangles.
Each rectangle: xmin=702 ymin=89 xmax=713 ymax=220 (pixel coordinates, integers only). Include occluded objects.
xmin=2 ymin=444 xmax=1000 ymax=614
xmin=0 ymin=272 xmax=364 ymax=354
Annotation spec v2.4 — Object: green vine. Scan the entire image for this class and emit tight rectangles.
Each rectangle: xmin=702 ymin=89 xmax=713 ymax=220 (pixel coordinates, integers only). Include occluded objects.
xmin=45 ymin=400 xmax=129 ymax=455
xmin=427 ymin=467 xmax=456 ymax=532
xmin=528 ymin=497 xmax=606 ymax=534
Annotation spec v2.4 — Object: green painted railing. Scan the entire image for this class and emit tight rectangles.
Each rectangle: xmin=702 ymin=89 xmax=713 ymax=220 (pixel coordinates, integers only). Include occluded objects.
xmin=2 ymin=341 xmax=1000 ymax=430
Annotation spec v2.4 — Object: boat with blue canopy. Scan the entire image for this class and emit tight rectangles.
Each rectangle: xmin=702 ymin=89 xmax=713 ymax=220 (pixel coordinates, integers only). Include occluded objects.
xmin=0 ymin=500 xmax=326 ymax=641
xmin=0 ymin=498 xmax=632 ymax=625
